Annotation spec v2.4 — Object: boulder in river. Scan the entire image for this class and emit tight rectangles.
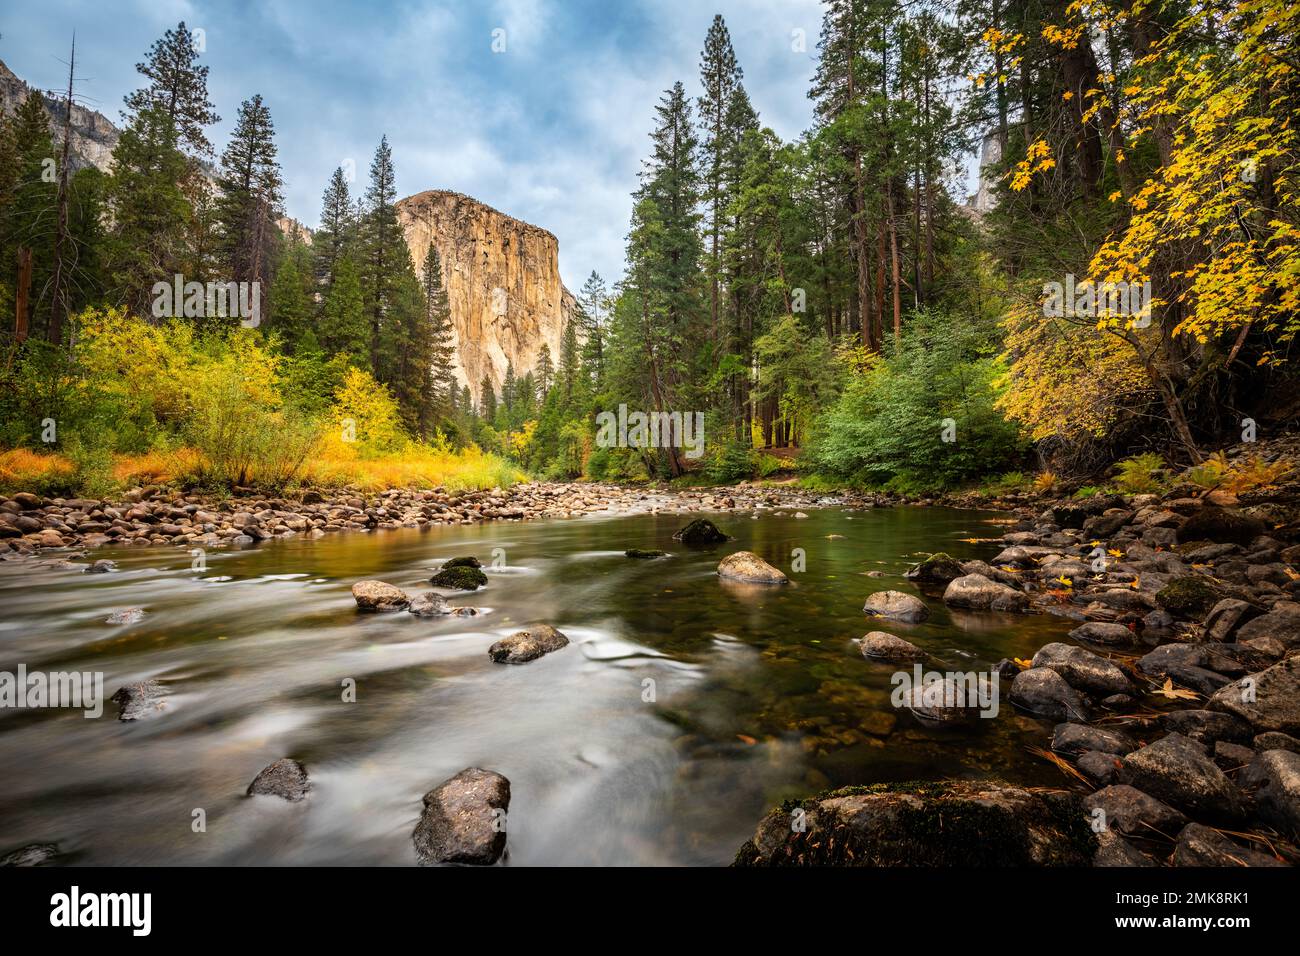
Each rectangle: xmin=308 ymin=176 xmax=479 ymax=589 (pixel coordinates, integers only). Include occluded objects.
xmin=862 ymin=590 xmax=928 ymax=623
xmin=246 ymin=758 xmax=311 ymax=802
xmin=1032 ymin=643 xmax=1132 ymax=697
xmin=408 ymin=592 xmax=451 ymax=617
xmin=860 ymin=631 xmax=926 ymax=663
xmin=942 ymin=574 xmax=1029 ymax=612
xmin=1008 ymin=667 xmax=1090 ymax=721
xmin=717 ymin=551 xmax=788 ymax=584
xmin=904 ymin=552 xmax=965 ymax=584
xmin=442 ymin=555 xmax=482 ymax=569
xmin=672 ymin=518 xmax=729 ymax=546
xmin=1051 ymin=722 xmax=1137 ymax=757
xmin=111 ymin=680 xmax=168 ymax=721
xmin=413 ymin=767 xmax=510 ymax=865
xmin=351 ymin=580 xmax=410 ymax=611
xmin=1067 ymin=621 xmax=1138 ymax=647
xmin=625 ymin=549 xmax=666 ymax=559
xmin=0 ymin=843 xmax=60 ymax=867
xmin=733 ymin=780 xmax=1095 ymax=866
xmin=488 ymin=624 xmax=570 ymax=664
xmin=1121 ymin=733 xmax=1249 ymax=823
xmin=85 ymin=559 xmax=116 ymax=574
xmin=430 ymin=564 xmax=488 ymax=590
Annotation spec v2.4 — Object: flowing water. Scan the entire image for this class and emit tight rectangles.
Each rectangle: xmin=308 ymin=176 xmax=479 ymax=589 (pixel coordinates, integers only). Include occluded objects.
xmin=0 ymin=504 xmax=1080 ymax=866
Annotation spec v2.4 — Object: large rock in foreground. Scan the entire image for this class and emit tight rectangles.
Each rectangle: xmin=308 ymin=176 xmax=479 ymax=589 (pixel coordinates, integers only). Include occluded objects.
xmin=412 ymin=767 xmax=511 ymax=865
xmin=942 ymin=574 xmax=1029 ymax=612
xmin=1208 ymin=657 xmax=1300 ymax=736
xmin=863 ymin=590 xmax=929 ymax=623
xmin=717 ymin=551 xmax=788 ymax=584
xmin=488 ymin=624 xmax=570 ymax=664
xmin=1121 ymin=733 xmax=1249 ymax=823
xmin=734 ymin=780 xmax=1095 ymax=866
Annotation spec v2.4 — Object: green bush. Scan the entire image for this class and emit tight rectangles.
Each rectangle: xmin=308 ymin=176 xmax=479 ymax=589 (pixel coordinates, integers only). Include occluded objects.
xmin=808 ymin=311 xmax=1026 ymax=490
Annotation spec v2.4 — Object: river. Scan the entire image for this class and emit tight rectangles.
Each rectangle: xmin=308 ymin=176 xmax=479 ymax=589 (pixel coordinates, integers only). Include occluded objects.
xmin=0 ymin=503 xmax=1079 ymax=865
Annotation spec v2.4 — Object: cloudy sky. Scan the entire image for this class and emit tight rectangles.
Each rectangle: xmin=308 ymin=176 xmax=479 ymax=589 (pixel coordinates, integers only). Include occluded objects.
xmin=4 ymin=0 xmax=971 ymax=291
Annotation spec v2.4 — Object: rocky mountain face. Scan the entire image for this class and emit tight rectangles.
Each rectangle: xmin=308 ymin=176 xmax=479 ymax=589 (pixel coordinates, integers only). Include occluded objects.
xmin=397 ymin=190 xmax=573 ymax=399
xmin=0 ymin=59 xmax=119 ymax=172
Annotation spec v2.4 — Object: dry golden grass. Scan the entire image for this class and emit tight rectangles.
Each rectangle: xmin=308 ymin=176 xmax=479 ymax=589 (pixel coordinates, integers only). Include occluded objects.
xmin=0 ymin=444 xmax=524 ymax=496
xmin=0 ymin=448 xmax=74 ymax=489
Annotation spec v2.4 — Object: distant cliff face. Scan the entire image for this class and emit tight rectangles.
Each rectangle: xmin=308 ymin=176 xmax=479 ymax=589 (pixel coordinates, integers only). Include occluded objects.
xmin=397 ymin=190 xmax=573 ymax=399
xmin=0 ymin=59 xmax=120 ymax=172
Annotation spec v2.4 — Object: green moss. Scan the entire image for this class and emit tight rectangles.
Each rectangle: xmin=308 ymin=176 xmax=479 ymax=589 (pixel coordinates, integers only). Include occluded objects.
xmin=625 ymin=549 xmax=667 ymax=559
xmin=1156 ymin=575 xmax=1224 ymax=618
xmin=430 ymin=565 xmax=488 ymax=590
xmin=442 ymin=555 xmax=482 ymax=569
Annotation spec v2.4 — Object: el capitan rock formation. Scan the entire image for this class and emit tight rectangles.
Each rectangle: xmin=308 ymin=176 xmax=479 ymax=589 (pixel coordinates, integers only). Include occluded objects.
xmin=397 ymin=189 xmax=573 ymax=398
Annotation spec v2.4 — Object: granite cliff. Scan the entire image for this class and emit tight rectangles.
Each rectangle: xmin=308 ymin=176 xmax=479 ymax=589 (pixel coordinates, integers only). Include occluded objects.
xmin=397 ymin=190 xmax=573 ymax=398
xmin=0 ymin=59 xmax=119 ymax=172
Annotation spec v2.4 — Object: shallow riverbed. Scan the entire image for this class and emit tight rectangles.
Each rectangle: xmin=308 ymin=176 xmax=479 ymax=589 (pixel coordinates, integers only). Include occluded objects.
xmin=0 ymin=504 xmax=1079 ymax=865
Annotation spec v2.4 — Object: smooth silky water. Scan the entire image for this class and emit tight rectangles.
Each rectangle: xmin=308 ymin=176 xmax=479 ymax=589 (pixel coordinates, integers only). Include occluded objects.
xmin=0 ymin=504 xmax=1079 ymax=865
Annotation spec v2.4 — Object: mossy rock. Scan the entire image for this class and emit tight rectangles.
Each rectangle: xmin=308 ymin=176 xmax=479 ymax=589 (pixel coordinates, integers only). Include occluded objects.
xmin=672 ymin=518 xmax=730 ymax=546
xmin=625 ymin=549 xmax=667 ymax=559
xmin=430 ymin=565 xmax=488 ymax=590
xmin=904 ymin=552 xmax=965 ymax=584
xmin=732 ymin=779 xmax=1096 ymax=867
xmin=442 ymin=555 xmax=482 ymax=569
xmin=1156 ymin=575 xmax=1224 ymax=619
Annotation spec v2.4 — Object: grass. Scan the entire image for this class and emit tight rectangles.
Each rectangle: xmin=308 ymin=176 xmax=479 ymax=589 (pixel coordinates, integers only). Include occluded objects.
xmin=0 ymin=444 xmax=525 ymax=497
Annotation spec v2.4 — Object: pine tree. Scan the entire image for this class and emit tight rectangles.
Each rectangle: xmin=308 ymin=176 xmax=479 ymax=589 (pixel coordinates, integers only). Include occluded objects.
xmin=319 ymin=253 xmax=367 ymax=359
xmin=421 ymin=243 xmax=457 ymax=422
xmin=500 ymin=358 xmax=517 ymax=420
xmin=0 ymin=94 xmax=56 ymax=338
xmin=215 ymin=94 xmax=282 ymax=295
xmin=314 ymin=166 xmax=354 ymax=289
xmin=479 ymin=372 xmax=497 ymax=422
xmin=358 ymin=136 xmax=404 ymax=379
xmin=558 ymin=316 xmax=581 ymax=407
xmin=698 ymin=15 xmax=743 ymax=343
xmin=123 ymin=21 xmax=220 ymax=156
xmin=102 ymin=104 xmax=192 ymax=318
xmin=535 ymin=343 xmax=554 ymax=395
xmin=269 ymin=236 xmax=313 ymax=348
xmin=578 ymin=271 xmax=608 ymax=389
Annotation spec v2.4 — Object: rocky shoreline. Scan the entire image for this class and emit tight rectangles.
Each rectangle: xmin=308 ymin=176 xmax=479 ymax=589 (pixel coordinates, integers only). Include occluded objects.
xmin=743 ymin=486 xmax=1300 ymax=867
xmin=0 ymin=481 xmax=883 ymax=557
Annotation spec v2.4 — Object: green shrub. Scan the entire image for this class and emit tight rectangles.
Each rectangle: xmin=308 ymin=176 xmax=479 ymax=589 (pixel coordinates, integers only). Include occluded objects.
xmin=1114 ymin=452 xmax=1166 ymax=494
xmin=808 ymin=311 xmax=1026 ymax=490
